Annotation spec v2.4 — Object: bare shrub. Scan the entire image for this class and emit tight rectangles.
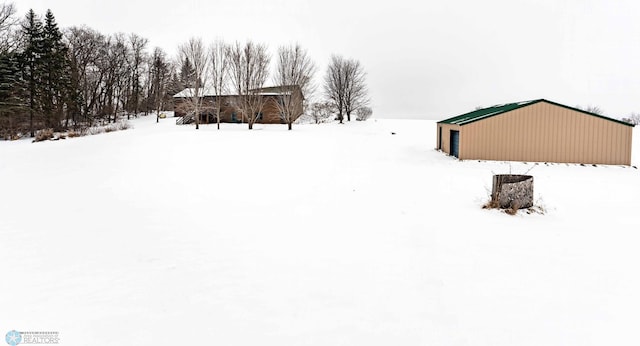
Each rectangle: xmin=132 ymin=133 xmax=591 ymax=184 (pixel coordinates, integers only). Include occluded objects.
xmin=356 ymin=106 xmax=373 ymax=121
xmin=483 ymin=195 xmax=546 ymax=216
xmin=33 ymin=129 xmax=54 ymax=142
xmin=67 ymin=128 xmax=88 ymax=138
xmin=505 ymin=201 xmax=520 ymax=215
xmin=526 ymin=205 xmax=546 ymax=215
xmin=308 ymin=101 xmax=334 ymax=124
xmin=116 ymin=120 xmax=131 ymax=130
xmin=89 ymin=127 xmax=104 ymax=135
xmin=482 ymin=199 xmax=499 ymax=209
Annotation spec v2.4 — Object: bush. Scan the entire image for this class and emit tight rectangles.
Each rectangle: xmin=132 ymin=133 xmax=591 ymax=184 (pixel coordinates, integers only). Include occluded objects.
xmin=307 ymin=102 xmax=335 ymax=124
xmin=356 ymin=106 xmax=373 ymax=121
xmin=117 ymin=120 xmax=131 ymax=130
xmin=483 ymin=196 xmax=546 ymax=216
xmin=89 ymin=127 xmax=104 ymax=135
xmin=33 ymin=128 xmax=54 ymax=142
xmin=67 ymin=128 xmax=88 ymax=138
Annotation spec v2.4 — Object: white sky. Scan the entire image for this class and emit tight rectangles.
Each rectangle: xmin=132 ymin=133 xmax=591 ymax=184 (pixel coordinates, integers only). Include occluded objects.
xmin=13 ymin=0 xmax=640 ymax=119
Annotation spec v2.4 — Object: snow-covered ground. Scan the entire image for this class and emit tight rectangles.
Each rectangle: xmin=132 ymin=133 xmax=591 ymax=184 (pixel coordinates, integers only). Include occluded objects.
xmin=1 ymin=115 xmax=639 ymax=345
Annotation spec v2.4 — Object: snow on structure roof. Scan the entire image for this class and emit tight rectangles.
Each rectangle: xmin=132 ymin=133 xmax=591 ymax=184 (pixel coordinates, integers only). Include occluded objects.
xmin=173 ymin=88 xmax=214 ymax=98
xmin=438 ymin=99 xmax=634 ymax=127
xmin=173 ymin=85 xmax=298 ymax=98
xmin=438 ymin=100 xmax=539 ymax=126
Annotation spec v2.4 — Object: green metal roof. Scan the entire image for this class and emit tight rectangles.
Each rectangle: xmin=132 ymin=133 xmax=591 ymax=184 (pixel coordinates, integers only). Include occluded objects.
xmin=438 ymin=99 xmax=635 ymax=127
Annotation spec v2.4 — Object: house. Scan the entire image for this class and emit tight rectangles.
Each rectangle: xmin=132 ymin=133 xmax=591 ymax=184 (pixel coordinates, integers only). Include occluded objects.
xmin=173 ymin=85 xmax=304 ymax=124
xmin=437 ymin=99 xmax=634 ymax=165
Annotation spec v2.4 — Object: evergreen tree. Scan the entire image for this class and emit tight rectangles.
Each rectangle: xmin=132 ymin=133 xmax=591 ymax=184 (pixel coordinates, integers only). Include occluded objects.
xmin=41 ymin=9 xmax=69 ymax=130
xmin=20 ymin=9 xmax=44 ymax=137
xmin=0 ymin=52 xmax=26 ymax=138
xmin=150 ymin=47 xmax=169 ymax=122
xmin=179 ymin=56 xmax=195 ymax=88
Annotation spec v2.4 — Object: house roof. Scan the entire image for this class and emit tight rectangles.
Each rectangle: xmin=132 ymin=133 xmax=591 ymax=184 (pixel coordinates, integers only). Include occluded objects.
xmin=173 ymin=85 xmax=301 ymax=98
xmin=173 ymin=88 xmax=234 ymax=98
xmin=253 ymin=85 xmax=301 ymax=95
xmin=438 ymin=99 xmax=634 ymax=127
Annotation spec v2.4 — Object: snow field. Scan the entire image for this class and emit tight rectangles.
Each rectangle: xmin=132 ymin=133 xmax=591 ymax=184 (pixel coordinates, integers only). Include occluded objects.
xmin=1 ymin=115 xmax=638 ymax=345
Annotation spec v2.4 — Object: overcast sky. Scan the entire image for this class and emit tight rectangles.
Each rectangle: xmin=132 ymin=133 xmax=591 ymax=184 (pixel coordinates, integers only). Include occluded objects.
xmin=13 ymin=0 xmax=640 ymax=119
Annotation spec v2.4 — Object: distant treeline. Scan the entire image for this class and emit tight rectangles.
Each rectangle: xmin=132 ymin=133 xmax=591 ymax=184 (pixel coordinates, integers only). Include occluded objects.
xmin=0 ymin=3 xmax=371 ymax=139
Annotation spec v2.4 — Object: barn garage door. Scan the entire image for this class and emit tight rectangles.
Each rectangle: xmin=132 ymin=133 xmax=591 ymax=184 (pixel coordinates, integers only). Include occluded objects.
xmin=450 ymin=130 xmax=460 ymax=158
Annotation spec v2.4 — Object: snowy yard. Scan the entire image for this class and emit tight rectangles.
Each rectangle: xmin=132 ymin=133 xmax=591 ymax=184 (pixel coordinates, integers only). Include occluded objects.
xmin=1 ymin=115 xmax=639 ymax=345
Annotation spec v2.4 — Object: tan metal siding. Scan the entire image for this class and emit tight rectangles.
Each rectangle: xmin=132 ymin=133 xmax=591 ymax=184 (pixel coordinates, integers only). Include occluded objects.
xmin=460 ymin=101 xmax=633 ymax=165
xmin=436 ymin=123 xmax=461 ymax=156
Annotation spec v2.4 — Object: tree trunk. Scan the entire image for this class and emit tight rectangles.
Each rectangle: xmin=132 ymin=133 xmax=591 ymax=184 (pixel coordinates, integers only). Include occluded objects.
xmin=288 ymin=122 xmax=292 ymax=130
xmin=216 ymin=108 xmax=220 ymax=130
xmin=248 ymin=122 xmax=253 ymax=130
xmin=29 ymin=108 xmax=34 ymax=137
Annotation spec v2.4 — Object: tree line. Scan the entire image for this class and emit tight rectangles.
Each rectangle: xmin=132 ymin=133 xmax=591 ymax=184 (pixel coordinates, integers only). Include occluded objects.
xmin=0 ymin=3 xmax=371 ymax=139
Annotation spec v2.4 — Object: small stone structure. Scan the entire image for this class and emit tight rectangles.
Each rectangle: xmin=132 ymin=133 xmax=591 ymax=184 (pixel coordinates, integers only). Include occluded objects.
xmin=491 ymin=175 xmax=534 ymax=209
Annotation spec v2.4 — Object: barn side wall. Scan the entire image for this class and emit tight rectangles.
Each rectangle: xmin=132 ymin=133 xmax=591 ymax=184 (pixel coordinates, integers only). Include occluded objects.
xmin=460 ymin=101 xmax=633 ymax=165
xmin=436 ymin=123 xmax=462 ymax=156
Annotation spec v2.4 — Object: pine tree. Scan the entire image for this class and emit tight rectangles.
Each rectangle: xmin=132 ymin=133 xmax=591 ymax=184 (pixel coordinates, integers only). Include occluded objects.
xmin=42 ymin=9 xmax=69 ymax=130
xmin=0 ymin=52 xmax=26 ymax=139
xmin=20 ymin=9 xmax=44 ymax=137
xmin=179 ymin=56 xmax=195 ymax=88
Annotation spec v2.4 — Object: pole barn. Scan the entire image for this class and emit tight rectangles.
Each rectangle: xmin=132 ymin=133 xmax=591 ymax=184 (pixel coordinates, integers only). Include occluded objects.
xmin=437 ymin=99 xmax=634 ymax=165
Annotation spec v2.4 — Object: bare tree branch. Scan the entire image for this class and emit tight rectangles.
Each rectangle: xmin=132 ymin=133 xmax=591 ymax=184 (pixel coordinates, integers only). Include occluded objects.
xmin=273 ymin=43 xmax=316 ymax=130
xmin=0 ymin=2 xmax=18 ymax=52
xmin=209 ymin=39 xmax=229 ymax=130
xmin=178 ymin=37 xmax=209 ymax=130
xmin=324 ymin=55 xmax=369 ymax=123
xmin=228 ymin=40 xmax=269 ymax=130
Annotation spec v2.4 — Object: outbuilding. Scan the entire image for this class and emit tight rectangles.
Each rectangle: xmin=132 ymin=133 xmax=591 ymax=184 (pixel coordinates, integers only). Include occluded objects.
xmin=437 ymin=99 xmax=634 ymax=165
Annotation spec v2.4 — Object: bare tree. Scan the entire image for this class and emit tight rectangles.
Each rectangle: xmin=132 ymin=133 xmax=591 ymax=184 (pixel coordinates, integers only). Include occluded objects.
xmin=576 ymin=105 xmax=604 ymax=115
xmin=0 ymin=2 xmax=18 ymax=52
xmin=65 ymin=25 xmax=108 ymax=126
xmin=324 ymin=55 xmax=346 ymax=123
xmin=149 ymin=47 xmax=169 ymax=123
xmin=324 ymin=55 xmax=369 ymax=123
xmin=209 ymin=39 xmax=229 ymax=130
xmin=105 ymin=33 xmax=130 ymax=124
xmin=178 ymin=37 xmax=209 ymax=130
xmin=342 ymin=58 xmax=369 ymax=122
xmin=621 ymin=113 xmax=640 ymax=125
xmin=273 ymin=43 xmax=316 ymax=130
xmin=228 ymin=41 xmax=270 ymax=130
xmin=227 ymin=41 xmax=243 ymax=123
xmin=127 ymin=33 xmax=148 ymax=119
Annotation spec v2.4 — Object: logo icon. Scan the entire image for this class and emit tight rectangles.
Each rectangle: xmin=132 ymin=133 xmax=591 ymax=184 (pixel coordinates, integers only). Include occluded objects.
xmin=5 ymin=330 xmax=21 ymax=346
